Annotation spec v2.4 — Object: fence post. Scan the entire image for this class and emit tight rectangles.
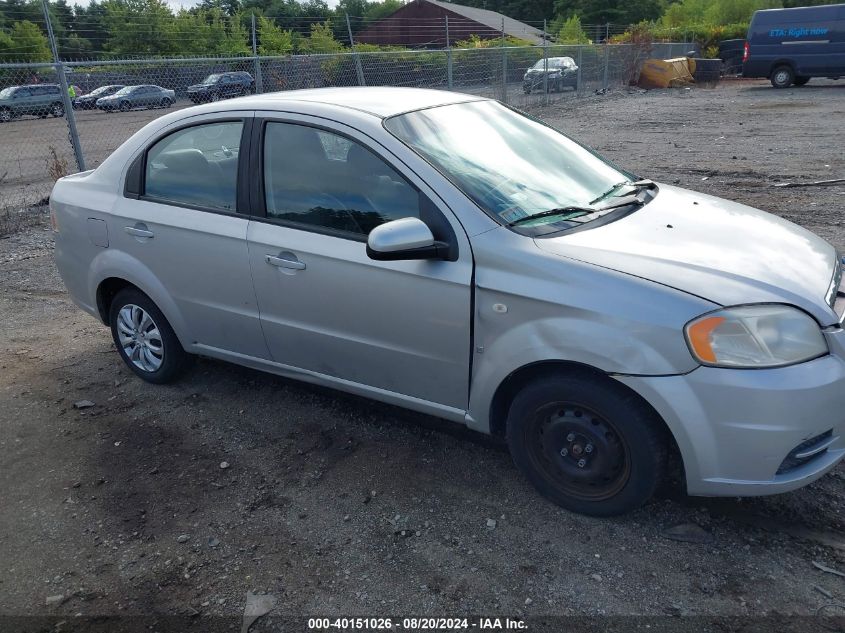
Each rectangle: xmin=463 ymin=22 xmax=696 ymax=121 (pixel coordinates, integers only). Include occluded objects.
xmin=576 ymin=45 xmax=583 ymax=94
xmin=500 ymin=18 xmax=507 ymax=103
xmin=42 ymin=0 xmax=85 ymax=172
xmin=603 ymin=42 xmax=610 ymax=90
xmin=346 ymin=13 xmax=366 ymax=87
xmin=251 ymin=14 xmax=264 ymax=94
xmin=542 ymin=19 xmax=548 ymax=100
xmin=446 ymin=16 xmax=453 ymax=90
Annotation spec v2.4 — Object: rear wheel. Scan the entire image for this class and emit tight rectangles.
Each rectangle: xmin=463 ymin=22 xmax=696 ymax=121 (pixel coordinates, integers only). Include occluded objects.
xmin=109 ymin=288 xmax=193 ymax=384
xmin=50 ymin=102 xmax=64 ymax=117
xmin=210 ymin=91 xmax=220 ymax=102
xmin=771 ymin=64 xmax=794 ymax=88
xmin=0 ymin=107 xmax=10 ymax=122
xmin=794 ymin=76 xmax=810 ymax=86
xmin=506 ymin=372 xmax=667 ymax=516
xmin=160 ymin=97 xmax=172 ymax=108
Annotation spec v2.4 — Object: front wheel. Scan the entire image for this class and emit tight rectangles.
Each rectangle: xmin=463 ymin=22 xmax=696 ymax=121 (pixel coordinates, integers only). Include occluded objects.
xmin=771 ymin=64 xmax=794 ymax=88
xmin=506 ymin=372 xmax=667 ymax=516
xmin=0 ymin=107 xmax=10 ymax=123
xmin=109 ymin=288 xmax=193 ymax=384
xmin=51 ymin=102 xmax=64 ymax=117
xmin=119 ymin=100 xmax=130 ymax=112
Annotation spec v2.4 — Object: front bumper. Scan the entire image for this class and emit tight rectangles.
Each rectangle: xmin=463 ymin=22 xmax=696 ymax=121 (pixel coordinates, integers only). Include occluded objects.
xmin=617 ymin=329 xmax=845 ymax=496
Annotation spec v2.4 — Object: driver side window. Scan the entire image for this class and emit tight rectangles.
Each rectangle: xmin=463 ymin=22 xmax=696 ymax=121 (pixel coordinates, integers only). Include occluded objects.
xmin=262 ymin=122 xmax=420 ymax=236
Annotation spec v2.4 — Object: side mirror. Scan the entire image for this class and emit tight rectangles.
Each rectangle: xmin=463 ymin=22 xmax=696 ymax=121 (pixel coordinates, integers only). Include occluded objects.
xmin=366 ymin=217 xmax=450 ymax=261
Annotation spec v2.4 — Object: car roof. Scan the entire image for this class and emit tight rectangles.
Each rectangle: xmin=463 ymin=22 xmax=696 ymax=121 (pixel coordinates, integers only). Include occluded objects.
xmin=225 ymin=87 xmax=486 ymax=118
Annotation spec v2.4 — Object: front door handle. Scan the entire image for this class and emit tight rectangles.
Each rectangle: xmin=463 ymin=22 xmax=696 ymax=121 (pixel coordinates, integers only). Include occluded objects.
xmin=265 ymin=254 xmax=306 ymax=270
xmin=125 ymin=225 xmax=154 ymax=239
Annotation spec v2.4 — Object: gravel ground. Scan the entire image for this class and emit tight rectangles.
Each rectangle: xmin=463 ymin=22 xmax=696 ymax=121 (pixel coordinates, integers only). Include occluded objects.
xmin=2 ymin=79 xmax=845 ymax=630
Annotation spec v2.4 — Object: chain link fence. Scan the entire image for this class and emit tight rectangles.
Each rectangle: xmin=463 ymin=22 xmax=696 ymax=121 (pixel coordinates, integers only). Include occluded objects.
xmin=0 ymin=41 xmax=694 ymax=233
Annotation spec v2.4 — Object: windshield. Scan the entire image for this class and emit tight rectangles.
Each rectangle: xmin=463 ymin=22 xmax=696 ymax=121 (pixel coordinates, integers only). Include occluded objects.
xmin=384 ymin=100 xmax=635 ymax=228
xmin=89 ymin=85 xmax=114 ymax=96
xmin=113 ymin=86 xmax=134 ymax=96
xmin=0 ymin=87 xmax=15 ymax=98
xmin=203 ymin=74 xmax=222 ymax=85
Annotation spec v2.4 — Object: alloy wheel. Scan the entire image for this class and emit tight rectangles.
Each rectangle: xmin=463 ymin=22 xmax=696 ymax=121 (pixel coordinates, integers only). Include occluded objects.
xmin=116 ymin=304 xmax=164 ymax=372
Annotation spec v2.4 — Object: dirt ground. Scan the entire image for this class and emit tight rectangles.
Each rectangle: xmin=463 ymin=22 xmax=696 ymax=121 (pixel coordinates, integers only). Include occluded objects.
xmin=2 ymin=79 xmax=845 ymax=630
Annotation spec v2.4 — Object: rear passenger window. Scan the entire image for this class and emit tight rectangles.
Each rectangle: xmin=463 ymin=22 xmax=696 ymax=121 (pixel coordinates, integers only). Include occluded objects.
xmin=263 ymin=122 xmax=420 ymax=236
xmin=144 ymin=121 xmax=243 ymax=212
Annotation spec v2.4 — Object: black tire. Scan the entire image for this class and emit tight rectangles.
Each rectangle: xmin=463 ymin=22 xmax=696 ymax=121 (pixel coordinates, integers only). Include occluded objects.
xmin=210 ymin=91 xmax=220 ymax=102
xmin=794 ymin=76 xmax=810 ymax=86
xmin=506 ymin=372 xmax=667 ymax=517
xmin=523 ymin=86 xmax=531 ymax=94
xmin=51 ymin=102 xmax=64 ymax=117
xmin=771 ymin=64 xmax=794 ymax=88
xmin=108 ymin=287 xmax=193 ymax=384
xmin=0 ymin=107 xmax=10 ymax=123
xmin=119 ymin=100 xmax=130 ymax=112
xmin=161 ymin=97 xmax=172 ymax=108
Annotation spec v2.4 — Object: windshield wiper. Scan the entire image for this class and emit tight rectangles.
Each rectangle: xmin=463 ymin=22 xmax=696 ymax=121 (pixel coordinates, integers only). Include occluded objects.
xmin=507 ymin=206 xmax=593 ymax=227
xmin=508 ymin=197 xmax=644 ymax=227
xmin=589 ymin=179 xmax=655 ymax=205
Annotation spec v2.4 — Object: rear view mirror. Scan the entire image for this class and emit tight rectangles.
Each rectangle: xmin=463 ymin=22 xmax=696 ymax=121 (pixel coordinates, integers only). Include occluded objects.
xmin=366 ymin=217 xmax=450 ymax=261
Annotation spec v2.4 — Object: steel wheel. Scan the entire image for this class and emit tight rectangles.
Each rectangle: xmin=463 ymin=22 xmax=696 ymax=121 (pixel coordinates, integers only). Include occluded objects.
xmin=211 ymin=92 xmax=220 ymax=102
xmin=51 ymin=102 xmax=64 ymax=117
xmin=771 ymin=65 xmax=794 ymax=88
xmin=530 ymin=402 xmax=631 ymax=501
xmin=0 ymin=108 xmax=10 ymax=122
xmin=116 ymin=304 xmax=164 ymax=373
xmin=506 ymin=372 xmax=667 ymax=516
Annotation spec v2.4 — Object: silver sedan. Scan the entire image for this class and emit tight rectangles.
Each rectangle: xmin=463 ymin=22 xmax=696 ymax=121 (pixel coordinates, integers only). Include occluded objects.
xmin=51 ymin=87 xmax=845 ymax=515
xmin=96 ymin=84 xmax=175 ymax=112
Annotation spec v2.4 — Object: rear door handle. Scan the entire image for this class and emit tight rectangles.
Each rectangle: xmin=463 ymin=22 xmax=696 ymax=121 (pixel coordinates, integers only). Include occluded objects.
xmin=266 ymin=254 xmax=306 ymax=270
xmin=125 ymin=226 xmax=154 ymax=238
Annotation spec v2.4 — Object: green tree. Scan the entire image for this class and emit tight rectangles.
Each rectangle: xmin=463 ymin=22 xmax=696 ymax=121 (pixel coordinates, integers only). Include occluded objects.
xmin=6 ymin=19 xmax=52 ymax=60
xmin=557 ymin=14 xmax=589 ymax=43
xmin=102 ymin=0 xmax=177 ymax=56
xmin=302 ymin=20 xmax=343 ymax=53
xmin=257 ymin=14 xmax=292 ymax=54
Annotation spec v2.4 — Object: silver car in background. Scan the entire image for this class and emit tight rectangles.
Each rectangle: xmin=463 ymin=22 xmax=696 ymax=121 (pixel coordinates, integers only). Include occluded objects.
xmin=96 ymin=84 xmax=175 ymax=112
xmin=51 ymin=88 xmax=845 ymax=516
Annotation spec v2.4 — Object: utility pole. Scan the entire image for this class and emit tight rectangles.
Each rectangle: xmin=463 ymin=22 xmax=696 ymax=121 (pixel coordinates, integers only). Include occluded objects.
xmin=42 ymin=0 xmax=84 ymax=172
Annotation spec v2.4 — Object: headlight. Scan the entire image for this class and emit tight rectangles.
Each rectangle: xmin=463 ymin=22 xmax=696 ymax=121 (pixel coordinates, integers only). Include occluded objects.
xmin=685 ymin=304 xmax=827 ymax=368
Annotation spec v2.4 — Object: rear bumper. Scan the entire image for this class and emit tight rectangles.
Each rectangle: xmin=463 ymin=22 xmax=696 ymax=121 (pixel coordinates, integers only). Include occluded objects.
xmin=617 ymin=332 xmax=845 ymax=496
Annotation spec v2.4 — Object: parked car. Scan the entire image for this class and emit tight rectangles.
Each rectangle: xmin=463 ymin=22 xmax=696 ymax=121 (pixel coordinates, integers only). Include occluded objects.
xmin=51 ymin=88 xmax=845 ymax=516
xmin=0 ymin=84 xmax=65 ymax=122
xmin=743 ymin=3 xmax=845 ymax=88
xmin=74 ymin=84 xmax=125 ymax=110
xmin=523 ymin=57 xmax=579 ymax=93
xmin=187 ymin=72 xmax=255 ymax=104
xmin=97 ymin=85 xmax=175 ymax=112
xmin=718 ymin=38 xmax=746 ymax=75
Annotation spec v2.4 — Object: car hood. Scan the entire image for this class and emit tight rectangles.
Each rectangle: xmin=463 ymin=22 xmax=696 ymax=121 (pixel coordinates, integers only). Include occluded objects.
xmin=534 ymin=184 xmax=839 ymax=325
